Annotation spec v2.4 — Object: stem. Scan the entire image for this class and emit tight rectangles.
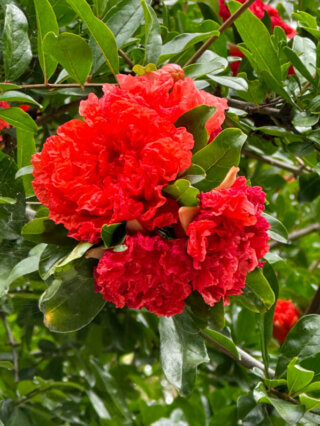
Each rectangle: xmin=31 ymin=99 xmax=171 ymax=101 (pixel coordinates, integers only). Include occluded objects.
xmin=269 ymin=223 xmax=320 ymax=249
xmin=118 ymin=49 xmax=134 ymax=68
xmin=243 ymin=148 xmax=307 ymax=176
xmin=185 ymin=0 xmax=257 ymax=66
xmin=305 ymin=285 xmax=320 ymax=315
xmin=0 ymin=313 xmax=19 ymax=382
xmin=200 ymin=330 xmax=275 ymax=377
xmin=227 ymin=98 xmax=282 ymax=117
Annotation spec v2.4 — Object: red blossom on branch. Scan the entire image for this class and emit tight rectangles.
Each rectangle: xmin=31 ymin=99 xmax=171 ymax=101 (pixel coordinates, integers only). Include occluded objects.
xmin=94 ymin=234 xmax=193 ymax=316
xmin=273 ymin=299 xmax=299 ymax=344
xmin=32 ymin=66 xmax=227 ymax=243
xmin=186 ymin=177 xmax=270 ymax=306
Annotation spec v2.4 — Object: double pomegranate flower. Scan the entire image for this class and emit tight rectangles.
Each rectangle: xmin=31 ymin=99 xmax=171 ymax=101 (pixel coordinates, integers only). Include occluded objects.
xmin=32 ymin=64 xmax=270 ymax=316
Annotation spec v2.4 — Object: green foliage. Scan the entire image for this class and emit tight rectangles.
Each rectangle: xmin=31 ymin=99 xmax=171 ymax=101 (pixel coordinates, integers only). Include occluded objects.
xmin=0 ymin=0 xmax=320 ymax=423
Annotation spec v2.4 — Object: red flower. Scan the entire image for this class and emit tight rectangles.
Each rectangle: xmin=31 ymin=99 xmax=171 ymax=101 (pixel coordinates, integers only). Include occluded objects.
xmin=117 ymin=66 xmax=228 ymax=142
xmin=219 ymin=0 xmax=296 ymax=38
xmin=273 ymin=299 xmax=299 ymax=344
xmin=0 ymin=101 xmax=11 ymax=139
xmin=186 ymin=177 xmax=270 ymax=306
xmin=94 ymin=234 xmax=193 ymax=316
xmin=32 ymin=82 xmax=194 ymax=243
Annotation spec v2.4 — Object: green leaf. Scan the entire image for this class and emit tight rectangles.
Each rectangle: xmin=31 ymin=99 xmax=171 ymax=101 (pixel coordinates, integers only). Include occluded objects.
xmin=299 ymin=173 xmax=320 ymax=202
xmin=0 ymin=361 xmax=13 ymax=370
xmin=2 ymin=250 xmax=44 ymax=297
xmin=283 ymin=47 xmax=315 ymax=85
xmin=104 ymin=0 xmax=145 ymax=48
xmin=33 ymin=0 xmax=59 ymax=81
xmin=16 ymin=129 xmax=36 ymax=198
xmin=3 ymin=3 xmax=32 ymax=81
xmin=39 ymin=244 xmax=75 ymax=281
xmin=159 ymin=310 xmax=209 ymax=395
xmin=39 ymin=258 xmax=106 ymax=333
xmin=0 ymin=108 xmax=38 ymax=133
xmin=254 ymin=382 xmax=304 ymax=424
xmin=54 ymin=242 xmax=93 ymax=271
xmin=264 ymin=378 xmax=287 ymax=389
xmin=238 ymin=284 xmax=268 ymax=313
xmin=276 ymin=315 xmax=320 ymax=378
xmin=192 ymin=128 xmax=247 ymax=191
xmin=299 ymin=394 xmax=320 ymax=412
xmin=163 ymin=179 xmax=200 ymax=207
xmin=208 ymin=75 xmax=248 ymax=91
xmin=245 ymin=268 xmax=275 ymax=311
xmin=308 ymin=95 xmax=320 ymax=114
xmin=21 ymin=217 xmax=72 ymax=245
xmin=204 ymin=328 xmax=239 ymax=359
xmin=15 ymin=165 xmax=33 ymax=179
xmin=43 ymin=32 xmax=93 ymax=85
xmin=160 ymin=31 xmax=219 ymax=62
xmin=141 ymin=0 xmax=162 ymax=65
xmin=287 ymin=358 xmax=314 ymax=396
xmin=183 ymin=57 xmax=228 ymax=79
xmin=175 ymin=105 xmax=215 ymax=153
xmin=228 ymin=1 xmax=281 ymax=82
xmin=0 ymin=197 xmax=16 ymax=205
xmin=87 ymin=390 xmax=111 ymax=419
xmin=0 ymin=91 xmax=42 ymax=109
xmin=101 ymin=223 xmax=126 ymax=248
xmin=67 ymin=0 xmax=119 ymax=75
xmin=179 ymin=164 xmax=206 ymax=185
xmin=0 ymin=83 xmax=21 ymax=92
xmin=262 ymin=212 xmax=288 ymax=244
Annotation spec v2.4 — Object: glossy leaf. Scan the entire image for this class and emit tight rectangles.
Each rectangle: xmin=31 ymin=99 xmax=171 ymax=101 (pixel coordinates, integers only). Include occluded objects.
xmin=159 ymin=311 xmax=209 ymax=395
xmin=175 ymin=105 xmax=215 ymax=153
xmin=179 ymin=164 xmax=206 ymax=185
xmin=192 ymin=128 xmax=247 ymax=191
xmin=104 ymin=0 xmax=145 ymax=48
xmin=276 ymin=315 xmax=320 ymax=377
xmin=0 ymin=91 xmax=41 ymax=108
xmin=101 ymin=223 xmax=126 ymax=248
xmin=3 ymin=3 xmax=32 ymax=81
xmin=287 ymin=358 xmax=314 ymax=396
xmin=39 ymin=259 xmax=105 ymax=333
xmin=141 ymin=0 xmax=162 ymax=65
xmin=245 ymin=268 xmax=275 ymax=311
xmin=43 ymin=32 xmax=93 ymax=85
xmin=33 ymin=0 xmax=59 ymax=81
xmin=184 ymin=57 xmax=228 ymax=78
xmin=262 ymin=212 xmax=288 ymax=244
xmin=228 ymin=1 xmax=281 ymax=82
xmin=21 ymin=217 xmax=72 ymax=245
xmin=163 ymin=179 xmax=199 ymax=207
xmin=299 ymin=394 xmax=320 ymax=412
xmin=67 ymin=0 xmax=119 ymax=75
xmin=16 ymin=129 xmax=36 ymax=198
xmin=0 ymin=108 xmax=38 ymax=133
xmin=204 ymin=328 xmax=239 ymax=359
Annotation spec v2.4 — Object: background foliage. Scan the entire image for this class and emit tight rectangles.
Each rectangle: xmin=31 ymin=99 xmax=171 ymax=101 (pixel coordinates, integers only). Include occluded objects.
xmin=0 ymin=0 xmax=320 ymax=424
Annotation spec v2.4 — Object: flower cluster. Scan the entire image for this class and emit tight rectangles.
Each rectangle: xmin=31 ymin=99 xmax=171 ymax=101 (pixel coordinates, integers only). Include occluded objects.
xmin=219 ymin=0 xmax=296 ymax=75
xmin=273 ymin=299 xmax=299 ymax=344
xmin=32 ymin=65 xmax=270 ymax=316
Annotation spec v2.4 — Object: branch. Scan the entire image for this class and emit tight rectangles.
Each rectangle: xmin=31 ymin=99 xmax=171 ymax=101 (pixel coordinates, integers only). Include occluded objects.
xmin=200 ymin=330 xmax=275 ymax=377
xmin=227 ymin=98 xmax=282 ymax=117
xmin=185 ymin=0 xmax=257 ymax=66
xmin=243 ymin=148 xmax=307 ymax=176
xmin=0 ymin=313 xmax=19 ymax=382
xmin=20 ymin=83 xmax=104 ymax=89
xmin=118 ymin=49 xmax=134 ymax=68
xmin=269 ymin=223 xmax=320 ymax=249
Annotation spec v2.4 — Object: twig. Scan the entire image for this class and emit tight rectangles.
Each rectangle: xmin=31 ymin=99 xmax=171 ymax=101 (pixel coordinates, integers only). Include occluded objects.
xmin=118 ymin=49 xmax=134 ymax=68
xmin=269 ymin=223 xmax=320 ymax=249
xmin=200 ymin=330 xmax=275 ymax=377
xmin=185 ymin=0 xmax=257 ymax=66
xmin=20 ymin=83 xmax=104 ymax=89
xmin=243 ymin=148 xmax=307 ymax=176
xmin=0 ymin=313 xmax=19 ymax=382
xmin=305 ymin=285 xmax=320 ymax=315
xmin=227 ymin=98 xmax=282 ymax=117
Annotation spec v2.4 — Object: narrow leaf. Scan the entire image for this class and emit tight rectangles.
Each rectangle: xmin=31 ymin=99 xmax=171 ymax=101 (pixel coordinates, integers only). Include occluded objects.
xmin=0 ymin=108 xmax=38 ymax=133
xmin=16 ymin=129 xmax=36 ymax=197
xmin=141 ymin=0 xmax=162 ymax=65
